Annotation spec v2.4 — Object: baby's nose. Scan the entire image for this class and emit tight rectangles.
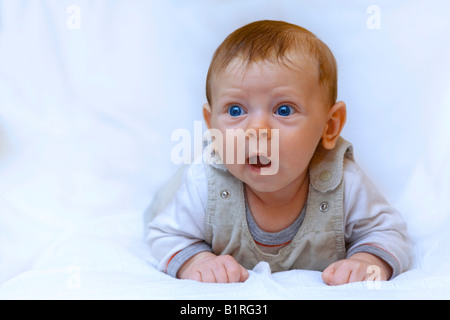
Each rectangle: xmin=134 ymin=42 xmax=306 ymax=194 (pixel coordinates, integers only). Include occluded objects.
xmin=245 ymin=128 xmax=271 ymax=140
xmin=245 ymin=114 xmax=272 ymax=140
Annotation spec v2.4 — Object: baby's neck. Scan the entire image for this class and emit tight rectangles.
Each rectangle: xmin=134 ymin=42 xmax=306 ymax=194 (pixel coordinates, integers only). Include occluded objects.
xmin=244 ymin=174 xmax=309 ymax=233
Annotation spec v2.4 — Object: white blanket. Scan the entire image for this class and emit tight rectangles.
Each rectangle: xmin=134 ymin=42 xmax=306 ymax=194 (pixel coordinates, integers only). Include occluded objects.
xmin=1 ymin=0 xmax=450 ymax=299
xmin=1 ymin=212 xmax=450 ymax=299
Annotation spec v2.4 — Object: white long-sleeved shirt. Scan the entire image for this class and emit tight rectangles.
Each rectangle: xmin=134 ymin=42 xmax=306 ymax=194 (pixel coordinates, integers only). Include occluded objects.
xmin=146 ymin=157 xmax=410 ymax=278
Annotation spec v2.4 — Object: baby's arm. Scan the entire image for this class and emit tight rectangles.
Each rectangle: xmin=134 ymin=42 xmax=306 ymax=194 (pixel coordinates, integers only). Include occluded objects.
xmin=146 ymin=165 xmax=211 ymax=275
xmin=150 ymin=218 xmax=248 ymax=283
xmin=146 ymin=164 xmax=248 ymax=282
xmin=322 ymin=252 xmax=392 ymax=285
xmin=323 ymin=160 xmax=410 ymax=286
xmin=177 ymin=252 xmax=249 ymax=283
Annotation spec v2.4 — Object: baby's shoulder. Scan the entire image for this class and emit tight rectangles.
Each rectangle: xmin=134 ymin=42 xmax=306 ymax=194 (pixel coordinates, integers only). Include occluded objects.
xmin=342 ymin=156 xmax=361 ymax=176
xmin=185 ymin=162 xmax=208 ymax=183
xmin=342 ymin=157 xmax=368 ymax=192
xmin=342 ymin=156 xmax=382 ymax=202
xmin=181 ymin=162 xmax=210 ymax=199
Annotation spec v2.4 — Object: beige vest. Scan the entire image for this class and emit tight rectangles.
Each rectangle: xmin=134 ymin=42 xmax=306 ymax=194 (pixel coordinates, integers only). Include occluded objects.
xmin=146 ymin=137 xmax=354 ymax=273
xmin=204 ymin=137 xmax=353 ymax=272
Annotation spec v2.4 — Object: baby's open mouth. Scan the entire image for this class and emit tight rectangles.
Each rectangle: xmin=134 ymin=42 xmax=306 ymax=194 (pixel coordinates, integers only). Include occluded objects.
xmin=247 ymin=155 xmax=271 ymax=168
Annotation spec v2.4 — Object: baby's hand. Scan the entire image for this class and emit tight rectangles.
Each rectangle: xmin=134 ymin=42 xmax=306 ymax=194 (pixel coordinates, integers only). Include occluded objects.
xmin=177 ymin=252 xmax=249 ymax=283
xmin=322 ymin=252 xmax=392 ymax=286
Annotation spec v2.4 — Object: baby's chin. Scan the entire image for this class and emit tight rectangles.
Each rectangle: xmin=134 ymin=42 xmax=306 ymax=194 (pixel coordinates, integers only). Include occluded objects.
xmin=244 ymin=183 xmax=283 ymax=194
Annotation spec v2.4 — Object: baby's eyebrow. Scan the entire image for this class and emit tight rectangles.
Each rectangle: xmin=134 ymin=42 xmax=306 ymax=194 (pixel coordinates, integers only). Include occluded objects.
xmin=215 ymin=88 xmax=246 ymax=100
xmin=271 ymin=86 xmax=299 ymax=95
xmin=220 ymin=87 xmax=244 ymax=94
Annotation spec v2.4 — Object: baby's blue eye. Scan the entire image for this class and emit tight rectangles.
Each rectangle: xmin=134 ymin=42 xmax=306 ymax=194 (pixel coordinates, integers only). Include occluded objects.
xmin=275 ymin=105 xmax=294 ymax=117
xmin=228 ymin=105 xmax=244 ymax=117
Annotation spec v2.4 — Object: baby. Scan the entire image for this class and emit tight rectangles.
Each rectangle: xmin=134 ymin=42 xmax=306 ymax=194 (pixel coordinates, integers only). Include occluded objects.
xmin=146 ymin=20 xmax=409 ymax=285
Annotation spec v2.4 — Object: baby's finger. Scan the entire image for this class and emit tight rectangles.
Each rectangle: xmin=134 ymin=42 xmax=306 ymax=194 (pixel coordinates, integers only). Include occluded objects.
xmin=226 ymin=263 xmax=249 ymax=283
xmin=239 ymin=266 xmax=249 ymax=282
xmin=199 ymin=268 xmax=217 ymax=283
xmin=330 ymin=262 xmax=351 ymax=285
xmin=217 ymin=255 xmax=248 ymax=283
xmin=321 ymin=263 xmax=336 ymax=285
xmin=212 ymin=262 xmax=230 ymax=283
xmin=187 ymin=271 xmax=202 ymax=282
xmin=348 ymin=264 xmax=368 ymax=283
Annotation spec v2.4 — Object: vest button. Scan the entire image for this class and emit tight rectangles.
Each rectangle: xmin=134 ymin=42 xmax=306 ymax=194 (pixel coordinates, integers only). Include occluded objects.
xmin=220 ymin=190 xmax=231 ymax=199
xmin=319 ymin=170 xmax=332 ymax=182
xmin=319 ymin=201 xmax=329 ymax=212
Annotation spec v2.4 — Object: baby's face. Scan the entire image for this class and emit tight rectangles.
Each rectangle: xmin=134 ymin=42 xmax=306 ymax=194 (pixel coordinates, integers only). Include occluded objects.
xmin=204 ymin=55 xmax=330 ymax=193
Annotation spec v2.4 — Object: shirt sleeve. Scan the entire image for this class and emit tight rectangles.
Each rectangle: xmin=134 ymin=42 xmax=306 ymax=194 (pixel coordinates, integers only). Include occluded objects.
xmin=343 ymin=159 xmax=411 ymax=278
xmin=145 ymin=163 xmax=210 ymax=275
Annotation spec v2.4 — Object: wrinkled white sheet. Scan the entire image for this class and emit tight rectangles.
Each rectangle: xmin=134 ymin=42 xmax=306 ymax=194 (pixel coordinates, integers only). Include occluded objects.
xmin=1 ymin=0 xmax=450 ymax=299
xmin=1 ymin=212 xmax=450 ymax=299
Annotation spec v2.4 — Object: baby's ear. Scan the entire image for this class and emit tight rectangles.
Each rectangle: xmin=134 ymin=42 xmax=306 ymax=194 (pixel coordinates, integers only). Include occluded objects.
xmin=203 ymin=103 xmax=212 ymax=129
xmin=321 ymin=101 xmax=346 ymax=150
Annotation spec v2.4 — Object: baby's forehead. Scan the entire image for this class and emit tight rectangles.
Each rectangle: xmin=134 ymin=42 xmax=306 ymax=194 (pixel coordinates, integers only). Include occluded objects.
xmin=219 ymin=52 xmax=320 ymax=81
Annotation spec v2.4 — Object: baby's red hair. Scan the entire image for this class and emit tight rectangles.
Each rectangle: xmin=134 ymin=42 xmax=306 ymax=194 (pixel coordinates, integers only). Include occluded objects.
xmin=206 ymin=20 xmax=337 ymax=108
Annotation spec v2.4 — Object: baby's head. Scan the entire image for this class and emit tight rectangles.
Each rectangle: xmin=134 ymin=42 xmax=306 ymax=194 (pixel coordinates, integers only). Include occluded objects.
xmin=206 ymin=20 xmax=338 ymax=110
xmin=203 ymin=20 xmax=346 ymax=193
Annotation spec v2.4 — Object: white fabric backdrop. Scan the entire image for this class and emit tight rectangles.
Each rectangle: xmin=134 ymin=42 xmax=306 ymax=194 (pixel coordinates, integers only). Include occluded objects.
xmin=0 ymin=0 xmax=449 ymax=299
